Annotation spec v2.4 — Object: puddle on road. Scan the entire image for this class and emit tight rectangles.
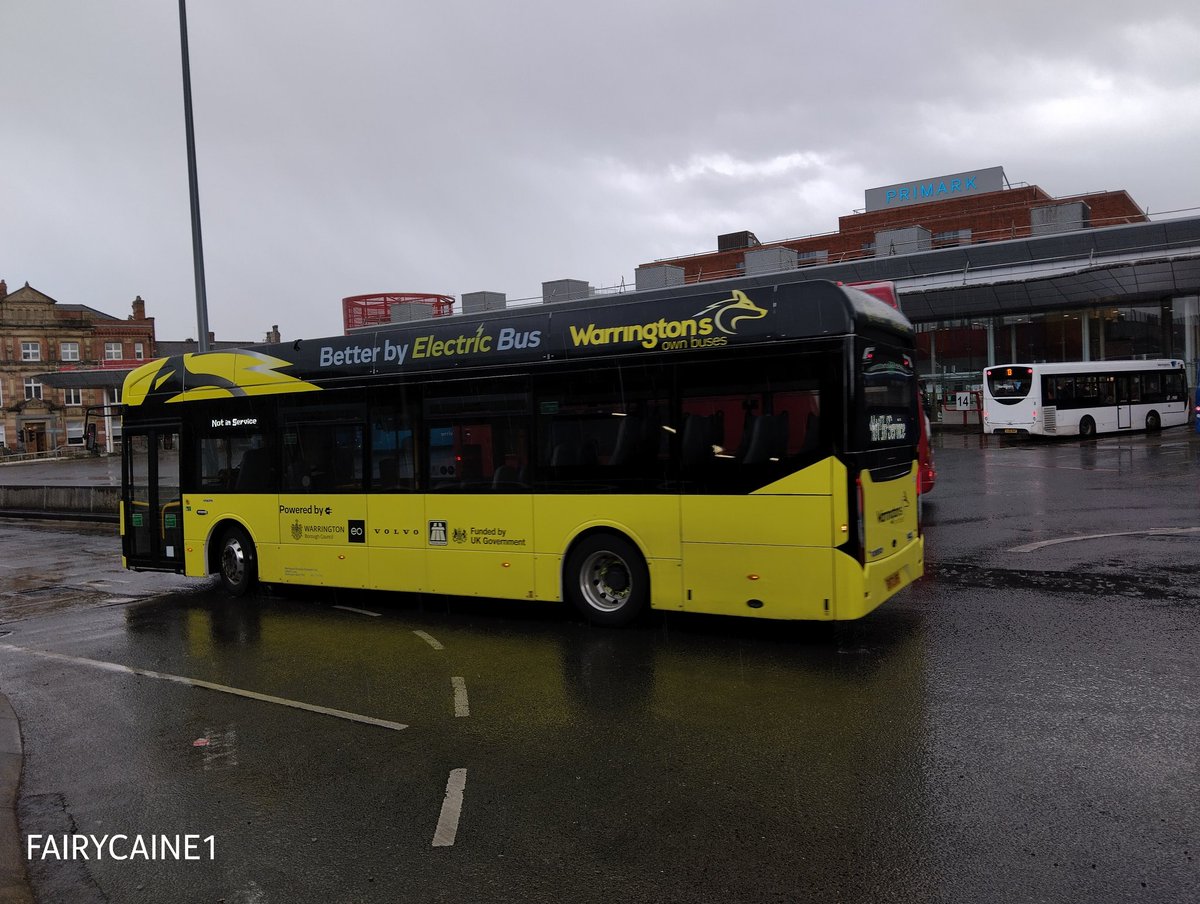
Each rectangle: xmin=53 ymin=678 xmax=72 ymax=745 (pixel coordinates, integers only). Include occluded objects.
xmin=929 ymin=560 xmax=1199 ymax=605
xmin=0 ymin=585 xmax=137 ymax=622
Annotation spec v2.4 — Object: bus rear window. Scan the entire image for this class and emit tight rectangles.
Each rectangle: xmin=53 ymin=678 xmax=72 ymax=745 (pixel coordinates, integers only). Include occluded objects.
xmin=857 ymin=345 xmax=915 ymax=448
xmin=986 ymin=368 xmax=1033 ymax=404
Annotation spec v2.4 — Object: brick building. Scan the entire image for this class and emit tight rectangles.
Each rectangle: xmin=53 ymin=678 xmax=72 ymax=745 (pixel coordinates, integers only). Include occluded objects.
xmin=644 ymin=167 xmax=1149 ymax=284
xmin=636 ymin=166 xmax=1200 ymax=403
xmin=0 ymin=279 xmax=156 ymax=453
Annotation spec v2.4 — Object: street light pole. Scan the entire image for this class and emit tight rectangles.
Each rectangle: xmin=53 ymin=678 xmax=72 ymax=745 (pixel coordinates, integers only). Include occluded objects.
xmin=178 ymin=0 xmax=210 ymax=352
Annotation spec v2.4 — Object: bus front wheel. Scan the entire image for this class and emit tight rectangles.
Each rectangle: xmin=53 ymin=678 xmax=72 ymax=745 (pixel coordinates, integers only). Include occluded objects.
xmin=565 ymin=534 xmax=649 ymax=628
xmin=217 ymin=525 xmax=257 ymax=597
xmin=1146 ymin=411 xmax=1161 ymax=432
xmin=1079 ymin=416 xmax=1096 ymax=438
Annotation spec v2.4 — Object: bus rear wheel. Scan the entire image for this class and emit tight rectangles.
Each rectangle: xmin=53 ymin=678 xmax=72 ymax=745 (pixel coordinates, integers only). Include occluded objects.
xmin=1146 ymin=411 xmax=1161 ymax=432
xmin=217 ymin=525 xmax=257 ymax=597
xmin=1079 ymin=416 xmax=1096 ymax=438
xmin=565 ymin=534 xmax=649 ymax=628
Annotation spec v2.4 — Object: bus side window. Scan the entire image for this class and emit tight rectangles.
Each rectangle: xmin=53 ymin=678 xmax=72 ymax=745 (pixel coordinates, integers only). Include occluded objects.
xmin=535 ymin=367 xmax=669 ymax=489
xmin=200 ymin=437 xmax=229 ymax=489
xmin=234 ymin=444 xmax=274 ymax=491
xmin=282 ymin=413 xmax=365 ymax=493
xmin=424 ymin=380 xmax=531 ymax=491
xmin=370 ymin=404 xmax=416 ymax=492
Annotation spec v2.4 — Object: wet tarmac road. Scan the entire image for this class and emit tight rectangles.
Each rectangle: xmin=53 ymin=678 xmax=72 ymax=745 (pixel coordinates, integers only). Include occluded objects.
xmin=1 ymin=430 xmax=1198 ymax=903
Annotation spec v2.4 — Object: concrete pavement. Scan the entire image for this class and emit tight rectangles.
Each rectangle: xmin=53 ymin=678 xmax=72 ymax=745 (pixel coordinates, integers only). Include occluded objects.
xmin=0 ymin=456 xmax=122 ymax=522
xmin=0 ymin=692 xmax=30 ymax=904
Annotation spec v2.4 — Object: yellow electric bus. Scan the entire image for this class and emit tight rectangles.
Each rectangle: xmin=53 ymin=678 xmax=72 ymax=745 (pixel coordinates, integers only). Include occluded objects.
xmin=120 ymin=274 xmax=924 ymax=626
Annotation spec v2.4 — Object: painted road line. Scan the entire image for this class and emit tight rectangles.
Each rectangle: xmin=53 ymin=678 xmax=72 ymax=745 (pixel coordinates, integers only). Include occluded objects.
xmin=452 ymin=677 xmax=469 ymax=717
xmin=0 ymin=644 xmax=407 ymax=732
xmin=432 ymin=768 xmax=468 ymax=847
xmin=984 ymin=462 xmax=1120 ymax=473
xmin=1010 ymin=526 xmax=1200 ymax=553
xmin=333 ymin=605 xmax=381 ymax=617
xmin=414 ymin=630 xmax=444 ymax=650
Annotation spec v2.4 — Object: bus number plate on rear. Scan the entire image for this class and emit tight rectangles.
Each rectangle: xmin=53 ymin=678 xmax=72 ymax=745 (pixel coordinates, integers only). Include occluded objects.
xmin=1000 ymin=428 xmax=1021 ymax=434
xmin=885 ymin=571 xmax=901 ymax=590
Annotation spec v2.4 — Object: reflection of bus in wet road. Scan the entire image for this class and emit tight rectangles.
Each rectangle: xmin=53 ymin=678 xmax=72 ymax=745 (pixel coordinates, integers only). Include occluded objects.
xmin=112 ymin=587 xmax=932 ymax=903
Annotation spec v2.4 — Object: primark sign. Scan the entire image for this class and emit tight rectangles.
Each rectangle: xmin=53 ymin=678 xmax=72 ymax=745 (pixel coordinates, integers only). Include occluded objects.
xmin=865 ymin=166 xmax=1005 ymax=212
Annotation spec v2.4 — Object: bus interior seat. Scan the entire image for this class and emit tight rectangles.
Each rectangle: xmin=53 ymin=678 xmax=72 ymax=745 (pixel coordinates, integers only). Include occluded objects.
xmin=551 ymin=442 xmax=580 ymax=467
xmin=234 ymin=447 xmax=272 ymax=491
xmin=492 ymin=465 xmax=522 ymax=489
xmin=681 ymin=413 xmax=719 ymax=467
xmin=608 ymin=416 xmax=644 ymax=466
xmin=799 ymin=412 xmax=820 ymax=453
xmin=377 ymin=456 xmax=399 ymax=488
xmin=550 ymin=438 xmax=598 ymax=467
xmin=742 ymin=412 xmax=790 ymax=464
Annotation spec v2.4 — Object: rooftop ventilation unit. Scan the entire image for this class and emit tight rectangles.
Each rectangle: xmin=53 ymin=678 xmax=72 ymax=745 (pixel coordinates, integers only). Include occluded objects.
xmin=542 ymin=279 xmax=591 ymax=304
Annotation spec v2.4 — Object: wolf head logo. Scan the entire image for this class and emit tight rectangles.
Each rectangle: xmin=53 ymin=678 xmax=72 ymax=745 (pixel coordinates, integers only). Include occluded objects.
xmin=696 ymin=290 xmax=768 ymax=335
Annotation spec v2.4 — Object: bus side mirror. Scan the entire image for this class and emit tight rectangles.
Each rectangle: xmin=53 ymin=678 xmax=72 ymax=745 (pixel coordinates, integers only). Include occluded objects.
xmin=85 ymin=423 xmax=97 ymax=452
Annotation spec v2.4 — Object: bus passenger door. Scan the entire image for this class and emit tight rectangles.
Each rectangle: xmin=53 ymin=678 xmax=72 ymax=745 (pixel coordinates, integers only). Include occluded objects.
xmin=123 ymin=424 xmax=185 ymax=572
xmin=1116 ymin=376 xmax=1132 ymax=429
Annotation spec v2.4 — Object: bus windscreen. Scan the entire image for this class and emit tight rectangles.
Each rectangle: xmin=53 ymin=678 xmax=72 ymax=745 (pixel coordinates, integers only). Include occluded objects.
xmin=986 ymin=367 xmax=1033 ymax=403
xmin=858 ymin=345 xmax=915 ymax=447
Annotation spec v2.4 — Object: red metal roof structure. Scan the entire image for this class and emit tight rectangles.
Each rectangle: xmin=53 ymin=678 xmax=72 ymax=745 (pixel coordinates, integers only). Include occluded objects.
xmin=342 ymin=293 xmax=454 ymax=333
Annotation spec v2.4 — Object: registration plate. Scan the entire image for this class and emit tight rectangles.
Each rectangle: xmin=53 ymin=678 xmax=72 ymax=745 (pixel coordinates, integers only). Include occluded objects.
xmin=999 ymin=428 xmax=1021 ymax=434
xmin=885 ymin=571 xmax=901 ymax=590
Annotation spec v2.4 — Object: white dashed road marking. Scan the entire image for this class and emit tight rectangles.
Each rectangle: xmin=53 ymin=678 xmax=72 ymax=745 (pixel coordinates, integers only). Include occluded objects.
xmin=0 ymin=644 xmax=408 ymax=731
xmin=1010 ymin=526 xmax=1200 ymax=553
xmin=432 ymin=769 xmax=467 ymax=847
xmin=452 ymin=677 xmax=469 ymax=717
xmin=414 ymin=630 xmax=444 ymax=650
xmin=333 ymin=605 xmax=381 ymax=617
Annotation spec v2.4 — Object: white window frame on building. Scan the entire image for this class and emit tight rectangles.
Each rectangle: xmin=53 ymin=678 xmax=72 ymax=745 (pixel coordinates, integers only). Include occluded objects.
xmin=134 ymin=341 xmax=145 ymax=360
xmin=64 ymin=387 xmax=83 ymax=406
xmin=66 ymin=420 xmax=86 ymax=446
xmin=104 ymin=341 xmax=123 ymax=361
xmin=0 ymin=425 xmax=6 ymax=448
xmin=61 ymin=341 xmax=81 ymax=362
xmin=24 ymin=377 xmax=43 ymax=400
xmin=21 ymin=341 xmax=41 ymax=362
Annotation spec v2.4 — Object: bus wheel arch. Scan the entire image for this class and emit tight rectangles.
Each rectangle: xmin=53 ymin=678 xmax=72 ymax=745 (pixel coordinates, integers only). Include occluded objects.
xmin=1146 ymin=410 xmax=1161 ymax=432
xmin=211 ymin=520 xmax=258 ymax=597
xmin=1079 ymin=416 xmax=1096 ymax=438
xmin=563 ymin=529 xmax=650 ymax=628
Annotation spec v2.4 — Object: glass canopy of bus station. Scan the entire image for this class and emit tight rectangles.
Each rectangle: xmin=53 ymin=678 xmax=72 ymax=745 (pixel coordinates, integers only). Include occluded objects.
xmin=917 ymin=296 xmax=1200 ymax=411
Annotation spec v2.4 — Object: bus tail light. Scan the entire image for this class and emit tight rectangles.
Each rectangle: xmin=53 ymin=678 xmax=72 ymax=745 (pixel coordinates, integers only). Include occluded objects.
xmin=855 ymin=476 xmax=865 ymax=563
xmin=915 ymin=471 xmax=923 ymax=535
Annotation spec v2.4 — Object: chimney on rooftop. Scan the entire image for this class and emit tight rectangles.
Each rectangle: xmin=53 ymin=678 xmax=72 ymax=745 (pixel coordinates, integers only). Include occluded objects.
xmin=266 ymin=325 xmax=281 ymax=343
xmin=130 ymin=296 xmax=146 ymax=320
xmin=0 ymin=280 xmax=7 ymax=299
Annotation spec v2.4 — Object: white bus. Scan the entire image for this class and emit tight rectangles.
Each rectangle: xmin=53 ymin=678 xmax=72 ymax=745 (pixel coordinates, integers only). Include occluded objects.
xmin=983 ymin=359 xmax=1189 ymax=437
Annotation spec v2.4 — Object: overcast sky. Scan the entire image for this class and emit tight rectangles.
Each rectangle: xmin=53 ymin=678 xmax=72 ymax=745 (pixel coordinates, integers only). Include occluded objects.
xmin=2 ymin=0 xmax=1199 ymax=342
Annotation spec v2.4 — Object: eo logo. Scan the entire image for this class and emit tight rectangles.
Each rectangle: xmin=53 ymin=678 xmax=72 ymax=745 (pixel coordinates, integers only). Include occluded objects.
xmin=429 ymin=520 xmax=448 ymax=546
xmin=348 ymin=520 xmax=365 ymax=543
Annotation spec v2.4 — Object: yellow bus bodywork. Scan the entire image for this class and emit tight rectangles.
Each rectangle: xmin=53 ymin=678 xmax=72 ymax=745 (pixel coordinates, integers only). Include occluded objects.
xmin=179 ymin=457 xmax=923 ymax=621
